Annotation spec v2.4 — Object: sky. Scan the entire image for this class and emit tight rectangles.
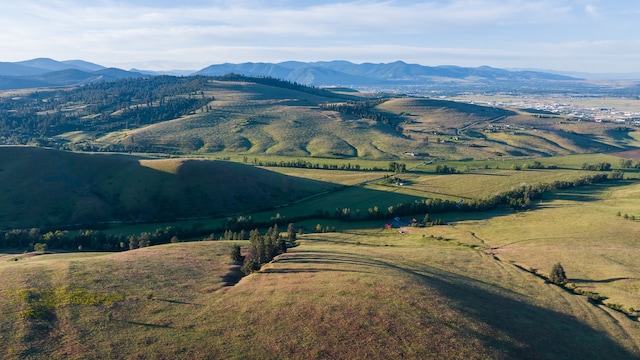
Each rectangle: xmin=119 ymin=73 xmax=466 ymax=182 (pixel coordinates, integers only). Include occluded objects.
xmin=1 ymin=0 xmax=639 ymax=73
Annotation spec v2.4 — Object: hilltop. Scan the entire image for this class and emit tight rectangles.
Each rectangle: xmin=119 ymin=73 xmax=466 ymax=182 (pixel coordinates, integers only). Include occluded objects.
xmin=0 ymin=146 xmax=337 ymax=229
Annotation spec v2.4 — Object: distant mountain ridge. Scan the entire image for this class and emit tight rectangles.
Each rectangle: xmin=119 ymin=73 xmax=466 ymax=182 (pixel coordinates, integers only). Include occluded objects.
xmin=195 ymin=60 xmax=581 ymax=86
xmin=0 ymin=57 xmax=584 ymax=90
xmin=0 ymin=58 xmax=145 ymax=90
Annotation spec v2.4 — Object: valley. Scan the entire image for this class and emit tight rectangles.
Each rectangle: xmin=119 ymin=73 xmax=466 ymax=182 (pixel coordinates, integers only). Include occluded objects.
xmin=1 ymin=72 xmax=640 ymax=359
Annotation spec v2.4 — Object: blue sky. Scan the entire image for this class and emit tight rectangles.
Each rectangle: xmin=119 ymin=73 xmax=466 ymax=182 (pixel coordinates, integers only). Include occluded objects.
xmin=1 ymin=0 xmax=638 ymax=72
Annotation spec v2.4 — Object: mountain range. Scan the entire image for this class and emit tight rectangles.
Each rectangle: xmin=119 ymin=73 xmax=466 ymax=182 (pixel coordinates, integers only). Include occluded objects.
xmin=0 ymin=58 xmax=148 ymax=90
xmin=0 ymin=57 xmax=588 ymax=91
xmin=195 ymin=60 xmax=580 ymax=86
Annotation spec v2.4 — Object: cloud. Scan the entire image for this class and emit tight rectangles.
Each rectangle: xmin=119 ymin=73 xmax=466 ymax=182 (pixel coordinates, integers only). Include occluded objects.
xmin=0 ymin=0 xmax=638 ymax=72
xmin=584 ymin=4 xmax=599 ymax=16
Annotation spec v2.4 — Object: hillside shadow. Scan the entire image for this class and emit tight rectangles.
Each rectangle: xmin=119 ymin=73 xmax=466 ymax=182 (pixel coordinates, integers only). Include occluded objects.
xmin=269 ymin=249 xmax=639 ymax=359
xmin=572 ymin=277 xmax=637 ymax=284
xmin=604 ymin=128 xmax=638 ymax=143
xmin=538 ymin=181 xmax=630 ymax=205
xmin=151 ymin=298 xmax=203 ymax=306
xmin=274 ymin=252 xmax=389 ymax=270
xmin=380 ymin=259 xmax=639 ymax=359
xmin=221 ymin=263 xmax=243 ymax=287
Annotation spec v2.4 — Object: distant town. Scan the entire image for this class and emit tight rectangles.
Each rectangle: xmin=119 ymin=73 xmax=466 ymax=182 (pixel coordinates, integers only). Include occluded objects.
xmin=462 ymin=96 xmax=640 ymax=124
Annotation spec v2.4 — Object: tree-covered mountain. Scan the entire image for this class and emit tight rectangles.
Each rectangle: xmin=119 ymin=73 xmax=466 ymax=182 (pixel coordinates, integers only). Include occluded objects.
xmin=196 ymin=60 xmax=581 ymax=86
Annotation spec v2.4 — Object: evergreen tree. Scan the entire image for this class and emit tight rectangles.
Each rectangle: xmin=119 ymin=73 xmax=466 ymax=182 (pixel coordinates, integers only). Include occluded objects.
xmin=230 ymin=244 xmax=243 ymax=262
xmin=287 ymin=223 xmax=297 ymax=245
xmin=549 ymin=262 xmax=568 ymax=285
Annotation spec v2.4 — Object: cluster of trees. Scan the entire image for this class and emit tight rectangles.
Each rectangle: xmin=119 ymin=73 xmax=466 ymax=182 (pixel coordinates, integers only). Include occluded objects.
xmin=581 ymin=162 xmax=611 ymax=171
xmin=2 ymin=228 xmax=127 ymax=251
xmin=319 ymin=100 xmax=398 ymax=126
xmin=435 ymin=164 xmax=458 ymax=174
xmin=1 ymin=225 xmax=195 ymax=252
xmin=388 ymin=161 xmax=407 ymax=173
xmin=117 ymin=97 xmax=211 ymax=128
xmin=252 ymin=158 xmax=384 ymax=171
xmin=215 ymin=73 xmax=343 ymax=99
xmin=549 ymin=263 xmax=568 ymax=285
xmin=236 ymin=224 xmax=297 ymax=274
xmin=618 ymin=158 xmax=640 ymax=169
xmin=617 ymin=211 xmax=637 ymax=221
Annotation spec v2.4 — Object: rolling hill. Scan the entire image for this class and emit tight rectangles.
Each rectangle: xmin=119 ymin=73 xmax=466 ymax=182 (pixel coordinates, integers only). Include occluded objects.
xmin=3 ymin=74 xmax=636 ymax=160
xmin=1 ymin=231 xmax=638 ymax=359
xmin=99 ymin=78 xmax=635 ymax=159
xmin=0 ymin=146 xmax=338 ymax=229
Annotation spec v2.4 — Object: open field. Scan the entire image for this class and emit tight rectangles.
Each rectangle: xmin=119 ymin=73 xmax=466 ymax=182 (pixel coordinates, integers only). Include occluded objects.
xmin=1 ymin=231 xmax=639 ymax=359
xmin=453 ymin=181 xmax=640 ymax=310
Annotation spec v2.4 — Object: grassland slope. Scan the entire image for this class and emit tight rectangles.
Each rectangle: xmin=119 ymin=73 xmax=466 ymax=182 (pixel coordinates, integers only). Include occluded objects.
xmin=0 ymin=146 xmax=337 ymax=229
xmin=1 ymin=234 xmax=638 ymax=359
xmin=89 ymin=77 xmax=623 ymax=159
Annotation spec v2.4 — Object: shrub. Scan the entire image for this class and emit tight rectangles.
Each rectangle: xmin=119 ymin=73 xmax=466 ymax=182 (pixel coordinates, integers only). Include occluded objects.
xmin=33 ymin=243 xmax=48 ymax=253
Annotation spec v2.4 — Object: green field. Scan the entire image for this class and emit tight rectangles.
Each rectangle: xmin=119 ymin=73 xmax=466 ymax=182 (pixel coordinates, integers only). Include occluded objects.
xmin=454 ymin=181 xmax=640 ymax=310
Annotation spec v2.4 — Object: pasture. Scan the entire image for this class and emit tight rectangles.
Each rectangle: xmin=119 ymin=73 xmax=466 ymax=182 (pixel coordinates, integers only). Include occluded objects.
xmin=2 ymin=229 xmax=639 ymax=359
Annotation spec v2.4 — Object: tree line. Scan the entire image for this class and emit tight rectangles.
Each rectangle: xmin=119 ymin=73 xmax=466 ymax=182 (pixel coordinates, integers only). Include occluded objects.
xmin=251 ymin=158 xmax=386 ymax=171
xmin=214 ymin=73 xmax=345 ymax=99
xmin=316 ymin=172 xmax=622 ymax=222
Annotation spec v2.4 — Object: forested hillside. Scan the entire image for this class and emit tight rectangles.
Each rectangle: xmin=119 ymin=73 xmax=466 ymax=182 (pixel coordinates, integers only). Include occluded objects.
xmin=0 ymin=76 xmax=213 ymax=139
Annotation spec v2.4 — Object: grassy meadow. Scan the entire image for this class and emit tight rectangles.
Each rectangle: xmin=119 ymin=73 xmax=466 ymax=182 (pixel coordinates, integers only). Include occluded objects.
xmin=453 ymin=180 xmax=640 ymax=310
xmin=2 ymin=229 xmax=639 ymax=359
